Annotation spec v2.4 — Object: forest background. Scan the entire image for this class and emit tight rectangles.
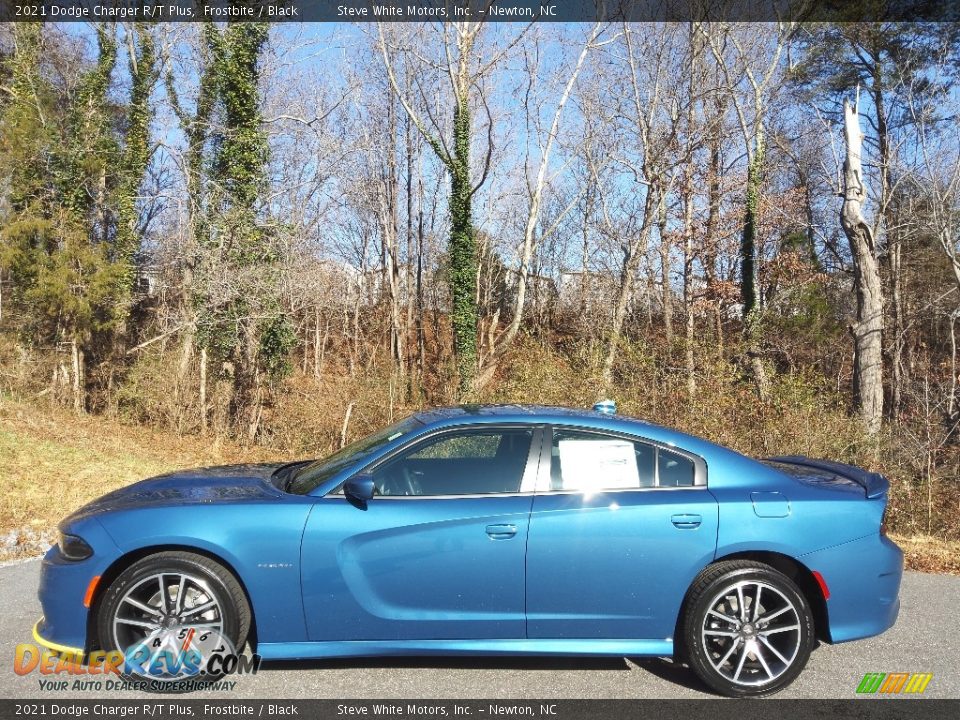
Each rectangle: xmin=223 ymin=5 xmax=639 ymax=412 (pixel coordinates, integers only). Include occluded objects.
xmin=2 ymin=18 xmax=960 ymax=570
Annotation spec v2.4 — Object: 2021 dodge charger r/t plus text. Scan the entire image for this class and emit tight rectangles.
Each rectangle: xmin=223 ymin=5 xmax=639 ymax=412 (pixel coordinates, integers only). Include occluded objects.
xmin=34 ymin=403 xmax=903 ymax=697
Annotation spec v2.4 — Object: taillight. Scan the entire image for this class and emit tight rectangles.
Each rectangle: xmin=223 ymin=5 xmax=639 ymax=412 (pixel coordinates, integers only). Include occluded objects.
xmin=880 ymin=507 xmax=889 ymax=536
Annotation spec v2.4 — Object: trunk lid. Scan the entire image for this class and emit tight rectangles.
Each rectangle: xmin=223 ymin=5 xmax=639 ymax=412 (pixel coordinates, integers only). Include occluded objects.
xmin=764 ymin=456 xmax=889 ymax=499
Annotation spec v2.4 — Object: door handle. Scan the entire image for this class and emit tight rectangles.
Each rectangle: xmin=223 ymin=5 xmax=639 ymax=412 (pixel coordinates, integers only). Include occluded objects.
xmin=485 ymin=524 xmax=518 ymax=539
xmin=671 ymin=514 xmax=702 ymax=529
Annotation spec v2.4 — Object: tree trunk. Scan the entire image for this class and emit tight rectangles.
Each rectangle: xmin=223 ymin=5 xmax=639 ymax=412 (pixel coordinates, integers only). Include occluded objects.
xmin=340 ymin=402 xmax=355 ymax=449
xmin=658 ymin=196 xmax=673 ymax=346
xmin=416 ymin=174 xmax=426 ymax=390
xmin=404 ymin=115 xmax=416 ymax=392
xmin=579 ymin=190 xmax=593 ymax=327
xmin=741 ymin=137 xmax=762 ymax=317
xmin=602 ymin=188 xmax=659 ymax=391
xmin=381 ymin=97 xmax=404 ymax=376
xmin=199 ymin=347 xmax=208 ymax=435
xmin=449 ymin=98 xmax=478 ymax=397
xmin=683 ymin=33 xmax=698 ymax=402
xmin=841 ymin=98 xmax=884 ymax=435
xmin=873 ymin=86 xmax=905 ymax=421
xmin=351 ymin=275 xmax=363 ymax=374
xmin=175 ymin=326 xmax=195 ymax=431
xmin=704 ymin=104 xmax=724 ymax=352
xmin=312 ymin=306 xmax=321 ymax=378
xmin=683 ymin=172 xmax=696 ymax=402
xmin=949 ymin=312 xmax=958 ymax=422
xmin=71 ymin=339 xmax=85 ymax=414
xmin=742 ymin=129 xmax=769 ymax=402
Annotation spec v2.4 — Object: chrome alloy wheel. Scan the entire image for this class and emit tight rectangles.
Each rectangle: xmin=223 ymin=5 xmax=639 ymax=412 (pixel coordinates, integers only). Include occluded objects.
xmin=700 ymin=579 xmax=802 ymax=688
xmin=111 ymin=572 xmax=224 ymax=664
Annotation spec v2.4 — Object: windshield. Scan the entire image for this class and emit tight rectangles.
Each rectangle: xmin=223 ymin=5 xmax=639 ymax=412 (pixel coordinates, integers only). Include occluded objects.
xmin=286 ymin=415 xmax=423 ymax=495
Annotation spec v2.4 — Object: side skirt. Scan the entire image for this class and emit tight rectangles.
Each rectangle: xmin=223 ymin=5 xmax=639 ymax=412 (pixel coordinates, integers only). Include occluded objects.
xmin=256 ymin=638 xmax=674 ymax=661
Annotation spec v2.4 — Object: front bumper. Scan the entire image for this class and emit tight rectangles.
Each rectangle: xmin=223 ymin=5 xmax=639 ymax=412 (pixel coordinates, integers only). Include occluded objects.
xmin=36 ymin=518 xmax=118 ymax=652
xmin=800 ymin=532 xmax=904 ymax=643
xmin=32 ymin=618 xmax=84 ymax=657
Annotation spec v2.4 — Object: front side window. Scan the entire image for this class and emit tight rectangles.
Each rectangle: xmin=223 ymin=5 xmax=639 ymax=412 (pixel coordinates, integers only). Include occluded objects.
xmin=548 ymin=429 xmax=696 ymax=492
xmin=369 ymin=428 xmax=535 ymax=496
xmin=287 ymin=415 xmax=423 ymax=495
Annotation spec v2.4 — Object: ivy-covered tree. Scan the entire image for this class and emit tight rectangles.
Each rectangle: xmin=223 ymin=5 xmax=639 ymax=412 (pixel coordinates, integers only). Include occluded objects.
xmin=187 ymin=19 xmax=295 ymax=439
xmin=113 ymin=24 xmax=159 ymax=301
xmin=379 ymin=23 xmax=484 ymax=396
xmin=1 ymin=24 xmax=53 ymax=213
xmin=0 ymin=26 xmax=124 ymax=410
xmin=0 ymin=23 xmax=162 ymax=410
xmin=55 ymin=24 xmax=118 ymax=229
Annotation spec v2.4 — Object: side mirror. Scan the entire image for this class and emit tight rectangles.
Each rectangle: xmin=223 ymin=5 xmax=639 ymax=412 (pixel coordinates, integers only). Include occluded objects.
xmin=344 ymin=474 xmax=375 ymax=502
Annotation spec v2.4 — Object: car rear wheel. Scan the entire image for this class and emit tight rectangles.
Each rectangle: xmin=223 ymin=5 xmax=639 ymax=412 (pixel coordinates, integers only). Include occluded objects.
xmin=682 ymin=560 xmax=814 ymax=697
xmin=96 ymin=551 xmax=250 ymax=686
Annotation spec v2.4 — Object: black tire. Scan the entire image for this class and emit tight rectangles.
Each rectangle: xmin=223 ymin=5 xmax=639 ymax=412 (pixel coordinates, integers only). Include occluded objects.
xmin=682 ymin=560 xmax=814 ymax=698
xmin=96 ymin=551 xmax=250 ymax=690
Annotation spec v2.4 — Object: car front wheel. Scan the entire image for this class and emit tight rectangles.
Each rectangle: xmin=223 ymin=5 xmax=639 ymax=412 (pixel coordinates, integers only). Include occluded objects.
xmin=96 ymin=551 xmax=250 ymax=686
xmin=683 ymin=560 xmax=814 ymax=697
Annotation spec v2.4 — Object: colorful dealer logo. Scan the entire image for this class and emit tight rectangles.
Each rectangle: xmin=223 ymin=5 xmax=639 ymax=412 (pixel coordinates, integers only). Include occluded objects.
xmin=123 ymin=627 xmax=239 ymax=682
xmin=856 ymin=672 xmax=934 ymax=695
xmin=15 ymin=629 xmax=261 ymax=688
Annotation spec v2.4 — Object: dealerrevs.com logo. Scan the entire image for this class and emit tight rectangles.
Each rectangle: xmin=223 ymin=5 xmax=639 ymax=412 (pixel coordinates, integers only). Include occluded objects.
xmin=856 ymin=672 xmax=934 ymax=695
xmin=121 ymin=628 xmax=259 ymax=689
xmin=15 ymin=630 xmax=261 ymax=692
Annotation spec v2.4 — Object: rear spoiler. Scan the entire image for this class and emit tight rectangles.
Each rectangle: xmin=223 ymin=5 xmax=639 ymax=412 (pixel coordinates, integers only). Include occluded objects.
xmin=768 ymin=456 xmax=890 ymax=499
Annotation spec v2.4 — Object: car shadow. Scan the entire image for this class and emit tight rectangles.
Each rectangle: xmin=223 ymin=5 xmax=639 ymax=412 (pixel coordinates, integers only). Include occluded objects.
xmin=258 ymin=654 xmax=717 ymax=695
xmin=259 ymin=655 xmax=632 ymax=672
xmin=250 ymin=645 xmax=827 ymax=696
xmin=626 ymin=657 xmax=715 ymax=695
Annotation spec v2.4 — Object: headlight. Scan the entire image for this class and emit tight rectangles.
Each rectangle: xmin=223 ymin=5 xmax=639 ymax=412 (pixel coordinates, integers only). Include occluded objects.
xmin=58 ymin=531 xmax=93 ymax=561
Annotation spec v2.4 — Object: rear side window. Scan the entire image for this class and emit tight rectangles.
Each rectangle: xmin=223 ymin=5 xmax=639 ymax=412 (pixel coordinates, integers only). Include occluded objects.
xmin=549 ymin=429 xmax=696 ymax=492
xmin=658 ymin=448 xmax=696 ymax=487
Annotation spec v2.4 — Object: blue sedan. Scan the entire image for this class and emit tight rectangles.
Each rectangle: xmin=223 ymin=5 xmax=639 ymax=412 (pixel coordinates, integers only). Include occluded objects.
xmin=35 ymin=403 xmax=902 ymax=696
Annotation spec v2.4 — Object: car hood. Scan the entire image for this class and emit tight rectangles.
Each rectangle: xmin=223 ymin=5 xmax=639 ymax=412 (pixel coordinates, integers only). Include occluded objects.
xmin=65 ymin=463 xmax=288 ymax=522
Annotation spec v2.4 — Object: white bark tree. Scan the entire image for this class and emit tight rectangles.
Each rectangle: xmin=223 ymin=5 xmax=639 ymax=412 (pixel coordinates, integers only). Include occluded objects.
xmin=841 ymin=96 xmax=885 ymax=435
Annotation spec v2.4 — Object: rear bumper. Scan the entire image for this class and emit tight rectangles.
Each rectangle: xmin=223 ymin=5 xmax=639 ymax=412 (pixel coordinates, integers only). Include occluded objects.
xmin=800 ymin=533 xmax=903 ymax=643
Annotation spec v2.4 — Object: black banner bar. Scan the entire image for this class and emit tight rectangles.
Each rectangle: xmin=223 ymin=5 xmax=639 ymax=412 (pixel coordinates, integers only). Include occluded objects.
xmin=1 ymin=0 xmax=958 ymax=23
xmin=1 ymin=700 xmax=959 ymax=720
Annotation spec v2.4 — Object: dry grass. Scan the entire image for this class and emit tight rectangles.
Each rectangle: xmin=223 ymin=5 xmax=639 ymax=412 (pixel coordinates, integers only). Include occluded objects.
xmin=1 ymin=392 xmax=958 ymax=575
xmin=0 ymin=394 xmax=278 ymax=550
xmin=890 ymin=533 xmax=960 ymax=575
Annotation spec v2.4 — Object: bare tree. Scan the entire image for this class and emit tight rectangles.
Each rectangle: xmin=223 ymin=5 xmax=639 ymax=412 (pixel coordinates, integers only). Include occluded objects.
xmin=704 ymin=22 xmax=791 ymax=400
xmin=474 ymin=23 xmax=607 ymax=390
xmin=378 ymin=22 xmax=506 ymax=396
xmin=599 ymin=24 xmax=684 ymax=393
xmin=841 ymin=96 xmax=885 ymax=435
xmin=909 ymin=65 xmax=960 ymax=420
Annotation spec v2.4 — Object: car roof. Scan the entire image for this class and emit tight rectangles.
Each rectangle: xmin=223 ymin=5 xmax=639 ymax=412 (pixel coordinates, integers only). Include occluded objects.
xmin=407 ymin=404 xmax=749 ymax=468
xmin=412 ymin=404 xmax=648 ymax=426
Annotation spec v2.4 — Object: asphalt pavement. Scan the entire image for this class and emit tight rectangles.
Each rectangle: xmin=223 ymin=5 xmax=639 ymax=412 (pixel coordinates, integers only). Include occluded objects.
xmin=1 ymin=558 xmax=957 ymax=699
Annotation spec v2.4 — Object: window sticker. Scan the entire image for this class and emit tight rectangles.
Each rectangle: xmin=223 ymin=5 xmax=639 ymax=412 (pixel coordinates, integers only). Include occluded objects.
xmin=557 ymin=439 xmax=640 ymax=491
